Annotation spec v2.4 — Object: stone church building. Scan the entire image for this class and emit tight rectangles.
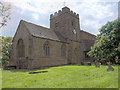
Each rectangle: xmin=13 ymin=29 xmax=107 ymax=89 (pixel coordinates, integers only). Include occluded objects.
xmin=10 ymin=7 xmax=96 ymax=69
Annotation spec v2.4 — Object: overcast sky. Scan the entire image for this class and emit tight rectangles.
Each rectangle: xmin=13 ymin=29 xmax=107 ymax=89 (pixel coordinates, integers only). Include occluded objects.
xmin=1 ymin=0 xmax=118 ymax=37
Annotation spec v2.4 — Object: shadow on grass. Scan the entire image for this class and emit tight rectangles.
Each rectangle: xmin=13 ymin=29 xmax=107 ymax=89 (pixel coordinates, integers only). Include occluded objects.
xmin=7 ymin=67 xmax=51 ymax=73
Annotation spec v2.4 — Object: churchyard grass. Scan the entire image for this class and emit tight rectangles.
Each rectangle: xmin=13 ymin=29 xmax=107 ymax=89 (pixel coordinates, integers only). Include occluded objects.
xmin=2 ymin=65 xmax=118 ymax=88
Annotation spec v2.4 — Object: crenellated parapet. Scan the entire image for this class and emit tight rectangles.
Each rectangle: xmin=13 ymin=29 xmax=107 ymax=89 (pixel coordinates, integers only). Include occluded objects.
xmin=50 ymin=7 xmax=79 ymax=19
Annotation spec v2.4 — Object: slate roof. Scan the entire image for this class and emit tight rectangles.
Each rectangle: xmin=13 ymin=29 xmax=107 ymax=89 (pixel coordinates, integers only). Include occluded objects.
xmin=80 ymin=30 xmax=96 ymax=37
xmin=20 ymin=20 xmax=96 ymax=45
xmin=22 ymin=20 xmax=67 ymax=43
xmin=80 ymin=30 xmax=96 ymax=51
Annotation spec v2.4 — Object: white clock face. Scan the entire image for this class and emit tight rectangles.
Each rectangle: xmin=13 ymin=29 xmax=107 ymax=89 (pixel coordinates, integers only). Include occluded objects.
xmin=73 ymin=29 xmax=76 ymax=34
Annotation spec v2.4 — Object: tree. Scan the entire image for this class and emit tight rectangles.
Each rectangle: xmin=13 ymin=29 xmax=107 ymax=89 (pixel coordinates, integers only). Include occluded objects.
xmin=0 ymin=1 xmax=12 ymax=28
xmin=88 ymin=19 xmax=120 ymax=70
xmin=0 ymin=36 xmax=13 ymax=66
xmin=118 ymin=43 xmax=120 ymax=51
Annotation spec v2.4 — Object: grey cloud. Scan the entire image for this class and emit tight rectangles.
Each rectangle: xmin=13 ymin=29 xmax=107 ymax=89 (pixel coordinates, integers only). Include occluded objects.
xmin=2 ymin=6 xmax=51 ymax=37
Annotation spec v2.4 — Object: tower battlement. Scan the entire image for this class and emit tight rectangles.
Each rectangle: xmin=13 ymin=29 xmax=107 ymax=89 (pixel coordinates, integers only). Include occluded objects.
xmin=50 ymin=7 xmax=79 ymax=19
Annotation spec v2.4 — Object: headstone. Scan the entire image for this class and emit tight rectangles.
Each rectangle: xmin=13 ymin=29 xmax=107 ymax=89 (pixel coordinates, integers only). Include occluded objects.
xmin=107 ymin=65 xmax=114 ymax=71
xmin=101 ymin=60 xmax=107 ymax=65
xmin=95 ymin=60 xmax=100 ymax=68
xmin=87 ymin=62 xmax=91 ymax=66
xmin=81 ymin=62 xmax=84 ymax=65
xmin=3 ymin=66 xmax=16 ymax=70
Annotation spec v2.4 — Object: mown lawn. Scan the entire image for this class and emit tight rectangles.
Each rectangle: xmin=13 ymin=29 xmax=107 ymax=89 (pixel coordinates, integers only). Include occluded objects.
xmin=2 ymin=65 xmax=118 ymax=88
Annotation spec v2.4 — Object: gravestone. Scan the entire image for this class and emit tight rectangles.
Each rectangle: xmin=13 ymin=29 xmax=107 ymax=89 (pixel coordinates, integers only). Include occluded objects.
xmin=107 ymin=64 xmax=114 ymax=71
xmin=87 ymin=62 xmax=91 ymax=66
xmin=80 ymin=62 xmax=84 ymax=65
xmin=101 ymin=59 xmax=107 ymax=65
xmin=95 ymin=60 xmax=100 ymax=68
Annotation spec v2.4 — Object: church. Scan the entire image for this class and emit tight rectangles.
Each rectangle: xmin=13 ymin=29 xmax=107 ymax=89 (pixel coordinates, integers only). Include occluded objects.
xmin=9 ymin=7 xmax=96 ymax=69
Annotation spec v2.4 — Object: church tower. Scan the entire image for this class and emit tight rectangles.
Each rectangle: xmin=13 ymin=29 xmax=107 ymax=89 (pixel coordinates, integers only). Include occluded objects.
xmin=50 ymin=7 xmax=82 ymax=64
xmin=50 ymin=7 xmax=81 ymax=42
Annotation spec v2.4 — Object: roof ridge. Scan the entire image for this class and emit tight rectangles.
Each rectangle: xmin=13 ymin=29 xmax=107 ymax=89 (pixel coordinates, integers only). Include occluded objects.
xmin=20 ymin=20 xmax=50 ymax=30
xmin=80 ymin=30 xmax=96 ymax=37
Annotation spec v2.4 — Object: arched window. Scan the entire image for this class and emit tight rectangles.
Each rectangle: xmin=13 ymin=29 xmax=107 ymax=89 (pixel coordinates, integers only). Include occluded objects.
xmin=43 ymin=41 xmax=50 ymax=56
xmin=17 ymin=39 xmax=25 ymax=58
xmin=61 ymin=44 xmax=66 ymax=57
